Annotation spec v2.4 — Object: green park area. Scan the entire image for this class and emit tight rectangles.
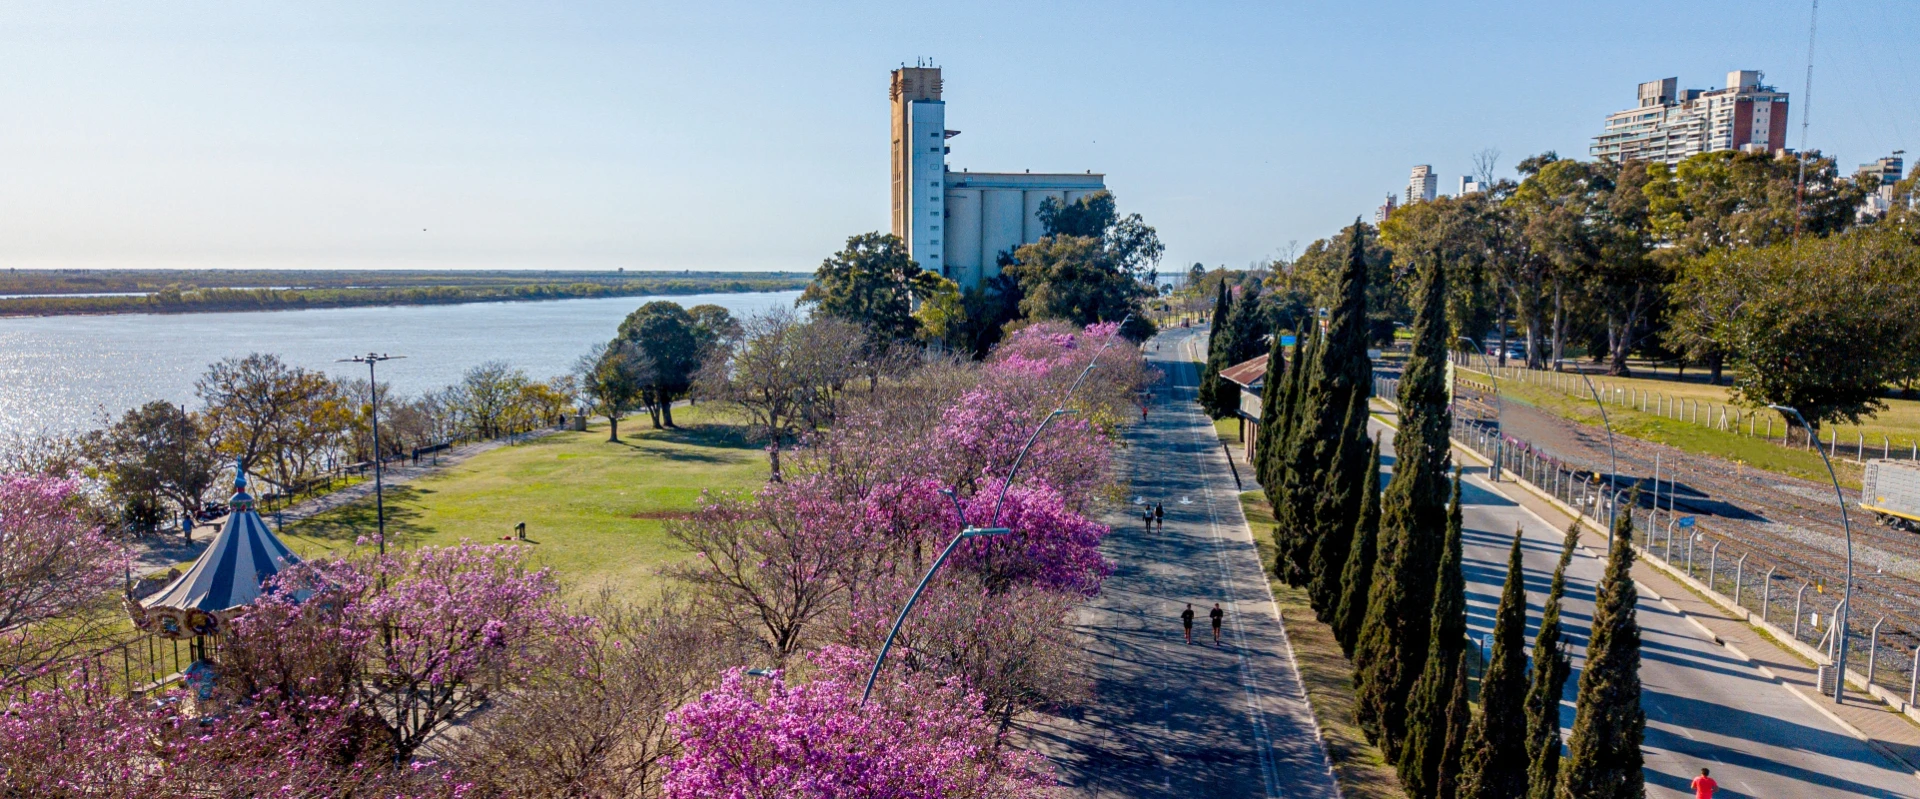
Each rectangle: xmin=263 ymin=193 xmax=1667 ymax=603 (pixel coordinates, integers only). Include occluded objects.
xmin=279 ymin=404 xmax=768 ymax=598
xmin=1469 ymin=365 xmax=1920 ymax=487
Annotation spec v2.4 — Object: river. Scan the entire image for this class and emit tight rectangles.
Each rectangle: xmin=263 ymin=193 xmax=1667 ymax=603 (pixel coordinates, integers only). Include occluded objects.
xmin=0 ymin=290 xmax=801 ymax=439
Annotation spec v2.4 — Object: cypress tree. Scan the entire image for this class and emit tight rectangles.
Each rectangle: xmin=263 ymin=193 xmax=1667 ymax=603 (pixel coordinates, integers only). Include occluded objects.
xmin=1398 ymin=472 xmax=1467 ymax=798
xmin=1525 ymin=523 xmax=1579 ymax=799
xmin=1353 ymin=258 xmax=1453 ymax=759
xmin=1269 ymin=333 xmax=1312 ymax=575
xmin=1438 ymin=653 xmax=1473 ymax=799
xmin=1223 ymin=281 xmax=1268 ymax=364
xmin=1558 ymin=510 xmax=1645 ymax=799
xmin=1332 ymin=435 xmax=1382 ymax=656
xmin=1307 ymin=387 xmax=1371 ymax=620
xmin=1201 ymin=281 xmax=1234 ymax=419
xmin=1253 ymin=326 xmax=1289 ymax=493
xmin=1462 ymin=532 xmax=1532 ymax=799
xmin=1271 ymin=222 xmax=1374 ymax=585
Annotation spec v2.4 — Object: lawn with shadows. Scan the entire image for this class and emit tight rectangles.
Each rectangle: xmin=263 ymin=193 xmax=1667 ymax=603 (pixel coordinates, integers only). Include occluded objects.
xmin=281 ymin=404 xmax=766 ymax=598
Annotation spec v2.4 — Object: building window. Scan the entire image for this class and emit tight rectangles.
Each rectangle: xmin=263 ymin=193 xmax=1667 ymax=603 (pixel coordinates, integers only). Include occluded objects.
xmin=931 ymin=239 xmax=940 ymax=245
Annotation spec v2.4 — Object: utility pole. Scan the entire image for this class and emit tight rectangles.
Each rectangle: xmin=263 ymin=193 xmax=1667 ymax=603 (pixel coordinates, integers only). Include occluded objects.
xmin=1794 ymin=0 xmax=1818 ymax=237
xmin=340 ymin=353 xmax=404 ymax=556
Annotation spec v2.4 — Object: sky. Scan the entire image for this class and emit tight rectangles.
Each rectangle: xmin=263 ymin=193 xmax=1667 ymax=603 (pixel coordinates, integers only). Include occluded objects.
xmin=3 ymin=1 xmax=1916 ymax=274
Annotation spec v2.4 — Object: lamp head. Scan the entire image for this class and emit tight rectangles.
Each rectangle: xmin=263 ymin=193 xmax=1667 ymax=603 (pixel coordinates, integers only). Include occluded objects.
xmin=961 ymin=526 xmax=1012 ymax=538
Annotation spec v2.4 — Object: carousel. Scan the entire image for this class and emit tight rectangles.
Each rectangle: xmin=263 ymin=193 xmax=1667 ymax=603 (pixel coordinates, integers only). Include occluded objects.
xmin=129 ymin=463 xmax=301 ymax=664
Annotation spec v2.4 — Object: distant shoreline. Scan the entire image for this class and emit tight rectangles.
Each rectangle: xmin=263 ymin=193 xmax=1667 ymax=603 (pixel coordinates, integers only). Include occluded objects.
xmin=0 ymin=272 xmax=810 ymax=318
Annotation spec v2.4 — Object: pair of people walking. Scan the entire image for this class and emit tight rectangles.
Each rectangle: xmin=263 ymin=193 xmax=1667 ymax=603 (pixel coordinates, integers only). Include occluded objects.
xmin=1141 ymin=502 xmax=1164 ymax=532
xmin=1180 ymin=602 xmax=1224 ymax=645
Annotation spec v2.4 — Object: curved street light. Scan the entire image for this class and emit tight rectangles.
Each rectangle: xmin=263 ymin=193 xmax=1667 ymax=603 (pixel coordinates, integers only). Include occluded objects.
xmin=1577 ymin=373 xmax=1621 ymax=534
xmin=864 ymin=314 xmax=1133 ymax=704
xmin=1457 ymin=336 xmax=1506 ymax=480
xmin=1770 ymin=403 xmax=1855 ymax=703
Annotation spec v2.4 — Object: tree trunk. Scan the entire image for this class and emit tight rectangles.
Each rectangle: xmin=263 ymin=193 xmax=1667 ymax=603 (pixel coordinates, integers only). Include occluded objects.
xmin=662 ymin=400 xmax=677 ymax=429
xmin=607 ymin=413 xmax=621 ymax=443
xmin=1708 ymin=350 xmax=1724 ymax=386
xmin=1549 ymin=286 xmax=1566 ymax=371
xmin=767 ymin=444 xmax=783 ymax=483
xmin=1495 ymin=297 xmax=1511 ymax=368
xmin=647 ymin=397 xmax=663 ymax=429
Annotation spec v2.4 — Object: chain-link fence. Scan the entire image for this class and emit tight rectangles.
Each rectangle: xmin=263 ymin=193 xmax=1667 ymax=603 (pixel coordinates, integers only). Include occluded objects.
xmin=1370 ymin=369 xmax=1920 ymax=707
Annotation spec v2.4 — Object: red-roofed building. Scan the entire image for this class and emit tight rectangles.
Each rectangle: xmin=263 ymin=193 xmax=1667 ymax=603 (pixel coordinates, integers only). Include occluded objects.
xmin=1219 ymin=354 xmax=1272 ymax=462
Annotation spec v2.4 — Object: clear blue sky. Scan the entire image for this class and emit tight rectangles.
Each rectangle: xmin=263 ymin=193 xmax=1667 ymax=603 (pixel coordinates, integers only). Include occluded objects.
xmin=3 ymin=1 xmax=1915 ymax=273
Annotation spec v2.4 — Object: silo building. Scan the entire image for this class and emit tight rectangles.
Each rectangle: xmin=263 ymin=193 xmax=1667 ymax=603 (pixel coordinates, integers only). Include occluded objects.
xmin=890 ymin=65 xmax=1106 ymax=292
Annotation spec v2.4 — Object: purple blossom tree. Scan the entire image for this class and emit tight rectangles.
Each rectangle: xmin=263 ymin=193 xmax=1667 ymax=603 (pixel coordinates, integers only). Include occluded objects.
xmin=663 ymin=645 xmax=1051 ymax=799
xmin=0 ymin=473 xmax=128 ymax=682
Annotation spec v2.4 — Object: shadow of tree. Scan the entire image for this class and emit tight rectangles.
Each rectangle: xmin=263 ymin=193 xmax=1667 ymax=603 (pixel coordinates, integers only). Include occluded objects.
xmin=285 ymin=485 xmax=431 ymax=546
xmin=606 ymin=423 xmax=757 ymax=462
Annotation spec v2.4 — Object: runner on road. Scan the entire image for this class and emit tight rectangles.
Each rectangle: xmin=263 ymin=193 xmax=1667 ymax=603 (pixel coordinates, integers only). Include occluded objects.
xmin=1210 ymin=603 xmax=1224 ymax=645
xmin=1691 ymin=768 xmax=1717 ymax=799
xmin=1180 ymin=604 xmax=1195 ymax=644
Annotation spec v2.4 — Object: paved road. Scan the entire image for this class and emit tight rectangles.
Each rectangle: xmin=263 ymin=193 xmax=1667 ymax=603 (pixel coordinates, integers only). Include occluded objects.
xmin=1022 ymin=326 xmax=1338 ymax=798
xmin=1371 ymin=415 xmax=1920 ymax=798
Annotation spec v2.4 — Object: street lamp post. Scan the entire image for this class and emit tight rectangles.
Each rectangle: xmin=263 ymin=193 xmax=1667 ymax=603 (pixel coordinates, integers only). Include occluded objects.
xmin=1578 ymin=373 xmax=1622 ymax=534
xmin=340 ymin=353 xmax=403 ymax=556
xmin=1771 ymin=403 xmax=1856 ymax=703
xmin=1457 ymin=336 xmax=1506 ymax=480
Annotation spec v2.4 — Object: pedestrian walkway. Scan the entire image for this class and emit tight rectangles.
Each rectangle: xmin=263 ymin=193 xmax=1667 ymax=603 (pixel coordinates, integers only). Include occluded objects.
xmin=1020 ymin=326 xmax=1338 ymax=798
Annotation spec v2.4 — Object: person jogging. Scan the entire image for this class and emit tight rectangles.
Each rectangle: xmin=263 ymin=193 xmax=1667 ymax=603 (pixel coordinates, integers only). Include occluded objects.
xmin=1180 ymin=604 xmax=1195 ymax=644
xmin=1153 ymin=502 xmax=1165 ymax=530
xmin=1690 ymin=768 xmax=1717 ymax=798
xmin=1210 ymin=603 xmax=1224 ymax=645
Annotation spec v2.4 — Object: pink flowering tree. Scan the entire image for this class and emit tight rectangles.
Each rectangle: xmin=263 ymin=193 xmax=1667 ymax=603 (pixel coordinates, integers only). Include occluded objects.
xmin=954 ymin=480 xmax=1112 ymax=597
xmin=844 ymin=576 xmax=1088 ymax=731
xmin=218 ymin=541 xmax=582 ymax=761
xmin=931 ymin=387 xmax=1111 ymax=508
xmin=667 ymin=477 xmax=887 ymax=662
xmin=663 ymin=645 xmax=1051 ymax=799
xmin=0 ymin=473 xmax=129 ymax=681
xmin=0 ymin=678 xmax=463 ymax=797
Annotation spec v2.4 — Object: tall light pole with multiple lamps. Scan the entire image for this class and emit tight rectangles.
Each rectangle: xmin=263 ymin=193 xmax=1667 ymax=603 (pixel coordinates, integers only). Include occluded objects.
xmin=1770 ymin=403 xmax=1856 ymax=703
xmin=339 ymin=353 xmax=403 ymax=556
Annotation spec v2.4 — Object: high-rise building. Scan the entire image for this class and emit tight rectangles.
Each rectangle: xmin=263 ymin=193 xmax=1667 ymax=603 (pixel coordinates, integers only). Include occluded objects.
xmin=889 ymin=65 xmax=1105 ymax=291
xmin=1374 ymin=194 xmax=1397 ymax=224
xmin=1406 ymin=165 xmax=1436 ymax=205
xmin=1591 ymin=70 xmax=1788 ymax=164
xmin=1459 ymin=176 xmax=1486 ymax=195
xmin=1857 ymin=153 xmax=1906 ymax=220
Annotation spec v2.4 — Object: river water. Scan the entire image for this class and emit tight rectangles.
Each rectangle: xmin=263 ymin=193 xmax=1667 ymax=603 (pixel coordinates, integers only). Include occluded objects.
xmin=0 ymin=290 xmax=801 ymax=438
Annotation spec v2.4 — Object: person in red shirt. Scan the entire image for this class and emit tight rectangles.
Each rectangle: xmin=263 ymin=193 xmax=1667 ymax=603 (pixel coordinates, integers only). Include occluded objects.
xmin=1690 ymin=767 xmax=1718 ymax=798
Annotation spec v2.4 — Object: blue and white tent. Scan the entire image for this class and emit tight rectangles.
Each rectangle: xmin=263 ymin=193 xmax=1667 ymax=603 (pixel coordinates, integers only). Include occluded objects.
xmin=136 ymin=467 xmax=301 ymax=639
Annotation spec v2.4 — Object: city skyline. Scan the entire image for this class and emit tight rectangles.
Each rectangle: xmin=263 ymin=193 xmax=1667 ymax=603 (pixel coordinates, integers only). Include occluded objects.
xmin=2 ymin=0 xmax=1916 ymax=273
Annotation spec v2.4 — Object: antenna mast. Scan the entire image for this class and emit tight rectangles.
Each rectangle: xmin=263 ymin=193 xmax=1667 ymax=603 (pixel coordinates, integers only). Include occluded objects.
xmin=1794 ymin=0 xmax=1818 ymax=237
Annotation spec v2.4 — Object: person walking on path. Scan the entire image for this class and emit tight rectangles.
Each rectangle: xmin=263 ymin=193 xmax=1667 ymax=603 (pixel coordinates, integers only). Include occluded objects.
xmin=1210 ymin=603 xmax=1224 ymax=645
xmin=1143 ymin=506 xmax=1154 ymax=532
xmin=1153 ymin=502 xmax=1165 ymax=531
xmin=1181 ymin=604 xmax=1196 ymax=644
xmin=1691 ymin=768 xmax=1717 ymax=798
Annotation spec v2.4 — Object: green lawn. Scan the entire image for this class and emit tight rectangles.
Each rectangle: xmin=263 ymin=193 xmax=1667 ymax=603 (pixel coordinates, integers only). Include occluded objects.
xmin=1215 ymin=416 xmax=1240 ymax=447
xmin=280 ymin=404 xmax=768 ymax=598
xmin=1465 ymin=366 xmax=1918 ymax=488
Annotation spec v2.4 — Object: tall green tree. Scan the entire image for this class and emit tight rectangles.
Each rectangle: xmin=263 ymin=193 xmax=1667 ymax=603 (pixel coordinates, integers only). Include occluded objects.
xmin=1438 ymin=652 xmax=1473 ymax=799
xmin=1559 ymin=511 xmax=1645 ymax=799
xmin=1666 ymin=227 xmax=1920 ymax=429
xmin=1333 ymin=436 xmax=1382 ymax=656
xmin=1525 ymin=523 xmax=1579 ymax=799
xmin=1399 ymin=473 xmax=1468 ymax=799
xmin=86 ymin=400 xmax=219 ymax=537
xmin=1252 ymin=328 xmax=1290 ymax=492
xmin=1006 ymin=191 xmax=1162 ymax=341
xmin=1462 ymin=532 xmax=1532 ymax=799
xmin=1201 ymin=281 xmax=1236 ymax=418
xmin=799 ymin=232 xmax=951 ymax=348
xmin=617 ymin=301 xmax=701 ymax=428
xmin=1271 ymin=220 xmax=1374 ymax=586
xmin=1307 ymin=388 xmax=1371 ymax=619
xmin=1222 ymin=281 xmax=1270 ymax=365
xmin=1354 ymin=258 xmax=1453 ymax=760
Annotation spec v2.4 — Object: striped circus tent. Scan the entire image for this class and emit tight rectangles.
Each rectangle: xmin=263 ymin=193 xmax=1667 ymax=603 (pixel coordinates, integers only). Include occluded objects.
xmin=134 ymin=467 xmax=301 ymax=640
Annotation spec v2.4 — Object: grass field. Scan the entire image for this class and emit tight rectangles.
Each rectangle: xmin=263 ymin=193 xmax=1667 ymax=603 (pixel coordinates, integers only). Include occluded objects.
xmin=280 ymin=404 xmax=768 ymax=598
xmin=1241 ymin=491 xmax=1406 ymax=799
